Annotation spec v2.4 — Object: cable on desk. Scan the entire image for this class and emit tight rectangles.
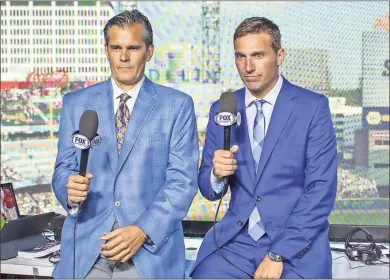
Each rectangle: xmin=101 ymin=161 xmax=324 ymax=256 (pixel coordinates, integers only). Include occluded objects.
xmin=49 ymin=251 xmax=61 ymax=264
xmin=333 ymin=255 xmax=390 ymax=269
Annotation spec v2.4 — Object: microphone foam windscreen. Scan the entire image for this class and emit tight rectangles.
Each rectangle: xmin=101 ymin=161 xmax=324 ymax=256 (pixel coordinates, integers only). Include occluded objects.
xmin=79 ymin=110 xmax=98 ymax=140
xmin=220 ymin=92 xmax=237 ymax=115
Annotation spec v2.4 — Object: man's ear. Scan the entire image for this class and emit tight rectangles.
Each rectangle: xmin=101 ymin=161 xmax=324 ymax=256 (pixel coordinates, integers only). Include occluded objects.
xmin=277 ymin=47 xmax=285 ymax=66
xmin=104 ymin=45 xmax=109 ymax=60
xmin=146 ymin=44 xmax=154 ymax=62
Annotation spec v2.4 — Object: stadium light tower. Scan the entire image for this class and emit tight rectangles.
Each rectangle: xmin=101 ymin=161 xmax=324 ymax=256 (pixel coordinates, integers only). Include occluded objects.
xmin=201 ymin=1 xmax=220 ymax=84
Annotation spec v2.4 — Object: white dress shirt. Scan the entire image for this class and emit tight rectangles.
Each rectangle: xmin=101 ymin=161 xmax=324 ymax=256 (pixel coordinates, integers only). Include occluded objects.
xmin=111 ymin=76 xmax=145 ymax=115
xmin=211 ymin=74 xmax=284 ymax=193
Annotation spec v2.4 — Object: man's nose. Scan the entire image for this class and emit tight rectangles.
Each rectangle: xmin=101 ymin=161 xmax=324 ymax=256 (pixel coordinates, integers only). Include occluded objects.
xmin=120 ymin=50 xmax=130 ymax=62
xmin=245 ymin=58 xmax=255 ymax=73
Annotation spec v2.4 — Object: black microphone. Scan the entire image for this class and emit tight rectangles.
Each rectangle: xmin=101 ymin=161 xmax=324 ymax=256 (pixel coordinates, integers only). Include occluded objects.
xmin=212 ymin=92 xmax=253 ymax=277
xmin=70 ymin=110 xmax=98 ymax=279
xmin=215 ymin=92 xmax=238 ymax=150
xmin=71 ymin=110 xmax=99 ymax=176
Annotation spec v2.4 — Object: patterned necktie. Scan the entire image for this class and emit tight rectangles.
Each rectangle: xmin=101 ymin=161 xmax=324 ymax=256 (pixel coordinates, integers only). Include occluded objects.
xmin=115 ymin=93 xmax=131 ymax=152
xmin=248 ymin=99 xmax=266 ymax=241
xmin=252 ymin=99 xmax=266 ymax=172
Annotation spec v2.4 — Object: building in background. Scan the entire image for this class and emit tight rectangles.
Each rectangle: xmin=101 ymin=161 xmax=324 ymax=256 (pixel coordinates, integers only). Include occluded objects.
xmin=329 ymin=97 xmax=363 ymax=164
xmin=361 ymin=15 xmax=389 ymax=197
xmin=362 ymin=29 xmax=390 ymax=108
xmin=201 ymin=1 xmax=220 ymax=84
xmin=1 ymin=1 xmax=114 ymax=82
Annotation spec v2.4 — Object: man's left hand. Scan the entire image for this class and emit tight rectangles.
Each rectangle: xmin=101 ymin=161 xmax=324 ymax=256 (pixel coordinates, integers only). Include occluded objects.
xmin=100 ymin=225 xmax=146 ymax=263
xmin=254 ymin=255 xmax=283 ymax=279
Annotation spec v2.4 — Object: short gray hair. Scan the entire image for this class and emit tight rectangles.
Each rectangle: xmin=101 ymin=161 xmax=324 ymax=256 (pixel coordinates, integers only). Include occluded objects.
xmin=103 ymin=9 xmax=153 ymax=46
xmin=234 ymin=17 xmax=281 ymax=53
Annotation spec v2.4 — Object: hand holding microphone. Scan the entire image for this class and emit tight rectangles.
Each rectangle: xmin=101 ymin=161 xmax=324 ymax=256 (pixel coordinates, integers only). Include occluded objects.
xmin=67 ymin=110 xmax=99 ymax=204
xmin=213 ymin=92 xmax=239 ymax=179
xmin=212 ymin=145 xmax=239 ymax=179
xmin=67 ymin=173 xmax=93 ymax=204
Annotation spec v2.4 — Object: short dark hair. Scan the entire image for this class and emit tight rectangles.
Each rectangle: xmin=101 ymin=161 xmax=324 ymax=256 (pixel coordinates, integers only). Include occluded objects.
xmin=103 ymin=9 xmax=153 ymax=46
xmin=234 ymin=17 xmax=281 ymax=52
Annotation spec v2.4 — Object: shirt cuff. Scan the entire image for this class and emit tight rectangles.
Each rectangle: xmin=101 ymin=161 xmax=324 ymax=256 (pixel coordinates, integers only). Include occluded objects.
xmin=144 ymin=234 xmax=155 ymax=246
xmin=210 ymin=168 xmax=225 ymax=194
xmin=67 ymin=198 xmax=79 ymax=216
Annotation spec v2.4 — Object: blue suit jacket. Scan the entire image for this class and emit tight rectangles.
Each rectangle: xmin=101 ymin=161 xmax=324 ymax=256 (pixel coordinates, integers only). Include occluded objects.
xmin=192 ymin=78 xmax=337 ymax=278
xmin=52 ymin=77 xmax=199 ymax=278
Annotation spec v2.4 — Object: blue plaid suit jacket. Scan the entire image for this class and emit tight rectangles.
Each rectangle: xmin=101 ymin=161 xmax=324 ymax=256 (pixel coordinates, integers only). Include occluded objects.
xmin=52 ymin=77 xmax=199 ymax=278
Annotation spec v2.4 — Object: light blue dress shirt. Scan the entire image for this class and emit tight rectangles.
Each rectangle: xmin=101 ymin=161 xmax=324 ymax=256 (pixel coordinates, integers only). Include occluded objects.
xmin=210 ymin=74 xmax=284 ymax=193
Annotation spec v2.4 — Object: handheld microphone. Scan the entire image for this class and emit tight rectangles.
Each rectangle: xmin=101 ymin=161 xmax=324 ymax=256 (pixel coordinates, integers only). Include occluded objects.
xmin=70 ymin=110 xmax=98 ymax=279
xmin=214 ymin=92 xmax=237 ymax=150
xmin=212 ymin=92 xmax=253 ymax=277
xmin=71 ymin=110 xmax=99 ymax=176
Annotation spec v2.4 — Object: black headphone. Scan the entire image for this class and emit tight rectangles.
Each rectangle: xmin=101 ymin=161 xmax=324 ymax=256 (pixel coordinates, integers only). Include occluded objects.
xmin=54 ymin=226 xmax=62 ymax=242
xmin=345 ymin=227 xmax=382 ymax=265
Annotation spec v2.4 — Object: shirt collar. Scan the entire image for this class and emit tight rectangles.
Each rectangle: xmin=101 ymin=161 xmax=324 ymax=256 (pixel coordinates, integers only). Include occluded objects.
xmin=245 ymin=73 xmax=283 ymax=108
xmin=111 ymin=75 xmax=145 ymax=100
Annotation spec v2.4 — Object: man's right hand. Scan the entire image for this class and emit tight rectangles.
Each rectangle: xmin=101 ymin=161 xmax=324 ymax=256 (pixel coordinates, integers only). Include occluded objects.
xmin=67 ymin=173 xmax=93 ymax=203
xmin=212 ymin=145 xmax=239 ymax=179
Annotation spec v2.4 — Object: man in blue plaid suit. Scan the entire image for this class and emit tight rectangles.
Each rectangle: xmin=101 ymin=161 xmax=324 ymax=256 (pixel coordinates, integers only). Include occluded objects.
xmin=52 ymin=10 xmax=198 ymax=278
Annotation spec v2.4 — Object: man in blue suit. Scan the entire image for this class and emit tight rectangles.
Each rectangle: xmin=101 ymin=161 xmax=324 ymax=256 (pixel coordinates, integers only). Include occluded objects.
xmin=191 ymin=17 xmax=337 ymax=279
xmin=52 ymin=10 xmax=199 ymax=278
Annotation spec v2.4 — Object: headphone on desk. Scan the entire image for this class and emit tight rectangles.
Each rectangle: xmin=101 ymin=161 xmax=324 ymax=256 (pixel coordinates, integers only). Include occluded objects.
xmin=54 ymin=226 xmax=62 ymax=242
xmin=344 ymin=227 xmax=382 ymax=265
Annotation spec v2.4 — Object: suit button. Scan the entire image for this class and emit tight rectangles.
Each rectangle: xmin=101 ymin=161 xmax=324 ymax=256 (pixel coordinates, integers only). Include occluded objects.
xmin=255 ymin=196 xmax=261 ymax=201
xmin=238 ymin=221 xmax=243 ymax=226
xmin=115 ymin=201 xmax=120 ymax=207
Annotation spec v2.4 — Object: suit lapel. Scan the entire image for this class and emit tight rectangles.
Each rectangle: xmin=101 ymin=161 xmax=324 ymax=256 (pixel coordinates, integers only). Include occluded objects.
xmin=116 ymin=77 xmax=157 ymax=175
xmin=255 ymin=79 xmax=297 ymax=184
xmin=96 ymin=80 xmax=118 ymax=175
xmin=233 ymin=89 xmax=256 ymax=185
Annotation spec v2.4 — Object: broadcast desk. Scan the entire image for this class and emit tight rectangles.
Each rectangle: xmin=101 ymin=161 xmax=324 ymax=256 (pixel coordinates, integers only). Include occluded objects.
xmin=1 ymin=239 xmax=389 ymax=278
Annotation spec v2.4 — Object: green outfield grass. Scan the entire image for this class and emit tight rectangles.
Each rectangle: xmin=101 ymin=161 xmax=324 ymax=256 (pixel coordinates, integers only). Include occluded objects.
xmin=187 ymin=209 xmax=389 ymax=225
xmin=1 ymin=99 xmax=62 ymax=126
xmin=329 ymin=210 xmax=389 ymax=226
xmin=1 ymin=217 xmax=5 ymax=230
xmin=185 ymin=195 xmax=389 ymax=226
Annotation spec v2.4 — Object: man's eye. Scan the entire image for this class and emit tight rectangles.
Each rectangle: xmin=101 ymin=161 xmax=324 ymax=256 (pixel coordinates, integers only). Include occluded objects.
xmin=128 ymin=46 xmax=141 ymax=51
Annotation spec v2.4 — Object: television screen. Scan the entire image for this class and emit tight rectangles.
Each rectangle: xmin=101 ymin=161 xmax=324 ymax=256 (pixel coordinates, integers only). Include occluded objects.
xmin=1 ymin=1 xmax=388 ymax=227
xmin=1 ymin=183 xmax=21 ymax=229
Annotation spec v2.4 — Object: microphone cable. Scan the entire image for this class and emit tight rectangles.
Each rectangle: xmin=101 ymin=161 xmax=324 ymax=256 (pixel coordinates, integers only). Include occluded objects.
xmin=73 ymin=202 xmax=83 ymax=279
xmin=212 ymin=179 xmax=254 ymax=278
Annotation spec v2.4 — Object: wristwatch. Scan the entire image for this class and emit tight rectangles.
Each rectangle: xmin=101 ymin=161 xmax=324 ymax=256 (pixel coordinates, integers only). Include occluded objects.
xmin=267 ymin=252 xmax=285 ymax=262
